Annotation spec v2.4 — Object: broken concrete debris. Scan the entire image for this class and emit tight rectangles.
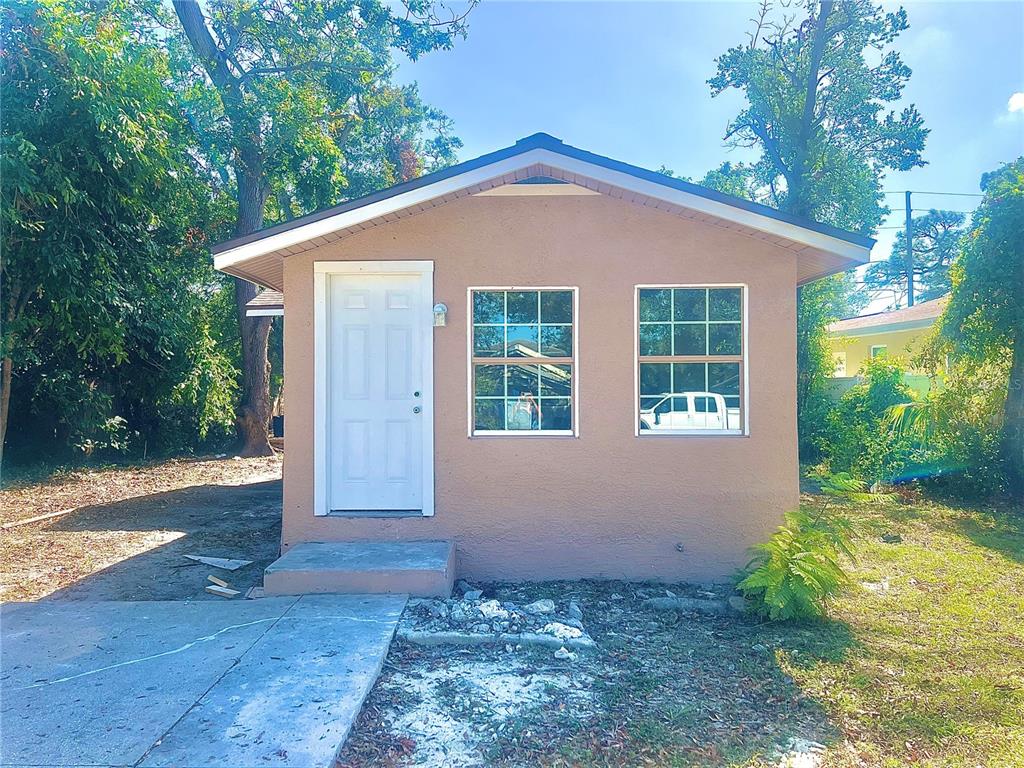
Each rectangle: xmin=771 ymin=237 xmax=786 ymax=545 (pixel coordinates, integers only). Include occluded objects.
xmin=567 ymin=600 xmax=583 ymax=621
xmin=523 ymin=598 xmax=555 ymax=615
xmin=403 ymin=594 xmax=595 ymax=650
xmin=542 ymin=622 xmax=583 ymax=641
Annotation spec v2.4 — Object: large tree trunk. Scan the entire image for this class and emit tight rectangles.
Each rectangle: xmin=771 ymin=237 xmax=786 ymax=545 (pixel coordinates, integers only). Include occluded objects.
xmin=172 ymin=0 xmax=274 ymax=457
xmin=232 ymin=156 xmax=274 ymax=458
xmin=0 ymin=281 xmax=23 ymax=469
xmin=1004 ymin=335 xmax=1024 ymax=495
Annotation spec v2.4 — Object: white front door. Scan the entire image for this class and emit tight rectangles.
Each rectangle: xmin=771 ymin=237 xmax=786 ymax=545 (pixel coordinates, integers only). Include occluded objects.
xmin=326 ymin=268 xmax=431 ymax=513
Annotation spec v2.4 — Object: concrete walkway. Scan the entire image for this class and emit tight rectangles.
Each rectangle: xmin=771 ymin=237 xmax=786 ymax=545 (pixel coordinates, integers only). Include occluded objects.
xmin=0 ymin=595 xmax=406 ymax=768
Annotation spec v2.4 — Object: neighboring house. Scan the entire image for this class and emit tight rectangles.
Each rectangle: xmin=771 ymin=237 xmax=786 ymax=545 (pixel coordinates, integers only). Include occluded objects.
xmin=213 ymin=133 xmax=872 ymax=587
xmin=827 ymin=296 xmax=947 ymax=398
xmin=245 ymin=290 xmax=286 ymax=440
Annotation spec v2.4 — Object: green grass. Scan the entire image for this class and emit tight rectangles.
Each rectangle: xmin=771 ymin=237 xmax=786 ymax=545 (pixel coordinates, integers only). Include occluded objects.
xmin=536 ymin=495 xmax=1024 ymax=767
xmin=782 ymin=495 xmax=1024 ymax=767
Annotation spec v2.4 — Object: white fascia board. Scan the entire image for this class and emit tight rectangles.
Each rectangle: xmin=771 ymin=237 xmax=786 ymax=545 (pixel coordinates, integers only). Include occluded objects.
xmin=543 ymin=152 xmax=871 ymax=263
xmin=213 ymin=149 xmax=552 ymax=272
xmin=245 ymin=308 xmax=284 ymax=317
xmin=214 ymin=147 xmax=872 ymax=272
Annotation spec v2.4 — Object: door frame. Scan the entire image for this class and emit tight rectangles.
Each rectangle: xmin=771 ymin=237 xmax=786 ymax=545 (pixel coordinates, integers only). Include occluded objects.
xmin=313 ymin=260 xmax=435 ymax=517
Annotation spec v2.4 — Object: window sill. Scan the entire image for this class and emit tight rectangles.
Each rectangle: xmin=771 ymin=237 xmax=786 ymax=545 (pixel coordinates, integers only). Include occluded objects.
xmin=470 ymin=430 xmax=578 ymax=438
xmin=637 ymin=429 xmax=748 ymax=437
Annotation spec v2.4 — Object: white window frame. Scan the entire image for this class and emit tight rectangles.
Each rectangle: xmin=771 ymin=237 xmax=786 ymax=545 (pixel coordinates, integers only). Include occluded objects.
xmin=466 ymin=286 xmax=580 ymax=438
xmin=633 ymin=283 xmax=749 ymax=437
xmin=314 ymin=260 xmax=435 ymax=517
xmin=870 ymin=344 xmax=888 ymax=359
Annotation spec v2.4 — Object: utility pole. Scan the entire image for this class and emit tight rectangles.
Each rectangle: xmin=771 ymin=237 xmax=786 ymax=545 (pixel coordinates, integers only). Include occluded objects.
xmin=905 ymin=190 xmax=915 ymax=307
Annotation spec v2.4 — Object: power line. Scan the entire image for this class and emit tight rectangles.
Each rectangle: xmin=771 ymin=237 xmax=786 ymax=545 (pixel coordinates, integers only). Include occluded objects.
xmin=883 ymin=190 xmax=984 ymax=198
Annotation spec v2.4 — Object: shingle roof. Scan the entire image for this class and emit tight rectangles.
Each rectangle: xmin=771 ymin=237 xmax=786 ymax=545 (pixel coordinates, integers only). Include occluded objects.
xmin=829 ymin=295 xmax=948 ymax=335
xmin=213 ymin=133 xmax=874 ymax=256
xmin=213 ymin=133 xmax=875 ymax=291
xmin=244 ymin=290 xmax=283 ymax=315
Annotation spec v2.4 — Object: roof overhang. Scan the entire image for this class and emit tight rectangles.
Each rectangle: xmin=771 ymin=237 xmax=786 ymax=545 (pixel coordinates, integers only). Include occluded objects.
xmin=244 ymin=290 xmax=284 ymax=317
xmin=213 ymin=134 xmax=874 ymax=291
xmin=830 ymin=317 xmax=936 ymax=337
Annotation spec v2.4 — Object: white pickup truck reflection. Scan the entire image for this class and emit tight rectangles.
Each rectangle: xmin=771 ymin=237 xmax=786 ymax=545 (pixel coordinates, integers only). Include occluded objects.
xmin=639 ymin=392 xmax=741 ymax=431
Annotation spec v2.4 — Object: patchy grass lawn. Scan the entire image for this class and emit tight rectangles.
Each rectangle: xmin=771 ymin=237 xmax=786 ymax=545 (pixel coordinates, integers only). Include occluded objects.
xmin=0 ymin=455 xmax=281 ymax=600
xmin=338 ymin=494 xmax=1024 ymax=768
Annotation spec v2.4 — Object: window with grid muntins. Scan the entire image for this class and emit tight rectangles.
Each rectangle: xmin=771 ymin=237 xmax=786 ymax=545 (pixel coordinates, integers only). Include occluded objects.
xmin=471 ymin=289 xmax=575 ymax=434
xmin=637 ymin=286 xmax=744 ymax=433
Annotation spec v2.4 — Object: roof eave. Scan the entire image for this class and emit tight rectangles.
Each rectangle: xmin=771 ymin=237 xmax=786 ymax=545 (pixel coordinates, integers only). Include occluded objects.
xmin=830 ymin=317 xmax=937 ymax=337
xmin=212 ymin=142 xmax=873 ymax=281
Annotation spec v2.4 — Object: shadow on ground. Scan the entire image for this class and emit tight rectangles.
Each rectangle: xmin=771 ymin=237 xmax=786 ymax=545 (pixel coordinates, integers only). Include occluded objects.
xmin=949 ymin=504 xmax=1024 ymax=564
xmin=9 ymin=479 xmax=281 ymax=601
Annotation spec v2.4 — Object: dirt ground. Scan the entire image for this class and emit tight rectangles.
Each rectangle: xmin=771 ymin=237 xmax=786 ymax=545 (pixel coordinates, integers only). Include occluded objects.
xmin=337 ymin=581 xmax=835 ymax=768
xmin=0 ymin=455 xmax=282 ymax=601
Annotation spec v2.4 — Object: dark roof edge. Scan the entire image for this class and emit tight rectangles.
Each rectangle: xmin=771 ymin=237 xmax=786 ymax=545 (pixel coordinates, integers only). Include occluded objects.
xmin=212 ymin=132 xmax=876 ymax=255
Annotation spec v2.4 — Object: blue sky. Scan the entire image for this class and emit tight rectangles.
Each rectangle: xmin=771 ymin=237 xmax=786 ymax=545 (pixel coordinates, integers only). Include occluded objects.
xmin=397 ymin=1 xmax=1024 ymax=310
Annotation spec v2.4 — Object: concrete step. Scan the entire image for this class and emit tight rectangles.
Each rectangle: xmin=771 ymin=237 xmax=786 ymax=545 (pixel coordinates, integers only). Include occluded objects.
xmin=264 ymin=540 xmax=455 ymax=598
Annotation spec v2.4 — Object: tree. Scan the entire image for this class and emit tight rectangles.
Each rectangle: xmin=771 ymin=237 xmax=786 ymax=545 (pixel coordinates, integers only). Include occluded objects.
xmin=708 ymin=0 xmax=928 ymax=458
xmin=699 ymin=162 xmax=757 ymax=199
xmin=863 ymin=209 xmax=966 ymax=307
xmin=166 ymin=0 xmax=470 ymax=457
xmin=937 ymin=159 xmax=1024 ymax=492
xmin=0 ymin=0 xmax=233 ymax=466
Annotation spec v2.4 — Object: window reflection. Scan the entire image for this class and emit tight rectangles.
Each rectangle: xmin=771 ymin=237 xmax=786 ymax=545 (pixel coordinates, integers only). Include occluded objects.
xmin=472 ymin=289 xmax=574 ymax=433
xmin=638 ymin=287 xmax=744 ymax=433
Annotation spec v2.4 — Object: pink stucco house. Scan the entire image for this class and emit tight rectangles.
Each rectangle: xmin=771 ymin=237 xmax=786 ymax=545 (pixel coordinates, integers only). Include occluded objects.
xmin=214 ymin=133 xmax=873 ymax=595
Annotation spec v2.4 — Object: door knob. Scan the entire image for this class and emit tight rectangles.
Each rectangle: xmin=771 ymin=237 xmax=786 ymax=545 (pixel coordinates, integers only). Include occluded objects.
xmin=413 ymin=406 xmax=421 ymax=414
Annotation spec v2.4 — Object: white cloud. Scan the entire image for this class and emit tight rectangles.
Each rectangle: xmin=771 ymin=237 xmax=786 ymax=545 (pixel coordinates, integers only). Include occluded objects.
xmin=1009 ymin=92 xmax=1024 ymax=113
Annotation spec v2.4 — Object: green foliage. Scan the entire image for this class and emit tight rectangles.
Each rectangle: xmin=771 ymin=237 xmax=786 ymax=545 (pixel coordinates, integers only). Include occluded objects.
xmin=912 ymin=159 xmax=1024 ymax=494
xmin=820 ymin=470 xmax=897 ymax=503
xmin=886 ymin=357 xmax=1011 ymax=498
xmin=165 ymin=0 xmax=468 ymax=227
xmin=738 ymin=504 xmax=855 ymax=621
xmin=863 ymin=209 xmax=966 ymax=306
xmin=708 ymin=0 xmax=929 ymax=463
xmin=824 ymin=356 xmax=919 ymax=485
xmin=708 ymin=0 xmax=926 ymax=228
xmin=698 ymin=162 xmax=757 ymax=199
xmin=798 ymin=275 xmax=867 ymax=459
xmin=940 ymin=160 xmax=1024 ymax=361
xmin=0 ymin=0 xmax=237 ymax=463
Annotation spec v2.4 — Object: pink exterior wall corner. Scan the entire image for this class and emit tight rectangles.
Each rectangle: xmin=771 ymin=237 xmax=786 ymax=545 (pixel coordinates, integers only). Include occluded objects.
xmin=282 ymin=193 xmax=800 ymax=583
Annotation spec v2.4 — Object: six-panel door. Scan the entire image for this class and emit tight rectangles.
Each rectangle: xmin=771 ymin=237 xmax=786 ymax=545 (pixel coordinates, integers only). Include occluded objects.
xmin=327 ymin=272 xmax=424 ymax=512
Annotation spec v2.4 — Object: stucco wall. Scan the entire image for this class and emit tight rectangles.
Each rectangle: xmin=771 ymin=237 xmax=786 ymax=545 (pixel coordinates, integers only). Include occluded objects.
xmin=282 ymin=193 xmax=800 ymax=583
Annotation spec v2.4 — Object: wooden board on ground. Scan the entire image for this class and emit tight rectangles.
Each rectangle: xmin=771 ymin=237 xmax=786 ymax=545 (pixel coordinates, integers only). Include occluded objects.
xmin=184 ymin=555 xmax=253 ymax=571
xmin=205 ymin=584 xmax=241 ymax=598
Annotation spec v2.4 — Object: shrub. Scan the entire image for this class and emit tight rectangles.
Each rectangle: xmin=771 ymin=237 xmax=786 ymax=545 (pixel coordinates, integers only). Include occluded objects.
xmin=824 ymin=356 xmax=920 ymax=485
xmin=737 ymin=474 xmax=879 ymax=621
xmin=887 ymin=355 xmax=1011 ymax=497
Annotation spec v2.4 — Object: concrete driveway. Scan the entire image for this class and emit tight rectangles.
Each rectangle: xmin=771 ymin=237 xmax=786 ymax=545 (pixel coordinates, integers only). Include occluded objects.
xmin=0 ymin=595 xmax=406 ymax=768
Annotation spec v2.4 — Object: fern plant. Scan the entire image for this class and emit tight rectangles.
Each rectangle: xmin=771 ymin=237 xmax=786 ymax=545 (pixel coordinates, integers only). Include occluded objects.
xmin=737 ymin=474 xmax=876 ymax=621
